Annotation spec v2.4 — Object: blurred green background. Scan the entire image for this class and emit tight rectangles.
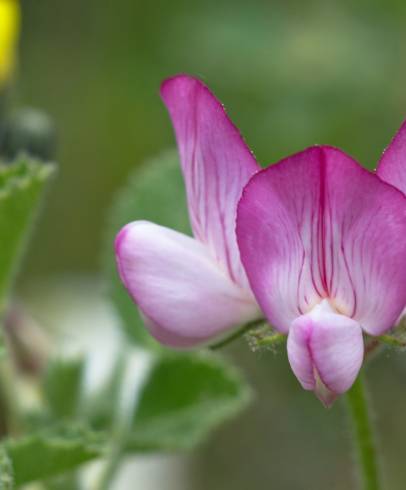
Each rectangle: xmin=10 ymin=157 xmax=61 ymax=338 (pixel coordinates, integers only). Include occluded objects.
xmin=13 ymin=1 xmax=406 ymax=489
xmin=17 ymin=0 xmax=406 ymax=277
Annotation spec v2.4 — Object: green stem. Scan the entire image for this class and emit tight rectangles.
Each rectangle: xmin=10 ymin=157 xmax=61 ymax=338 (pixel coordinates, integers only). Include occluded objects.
xmin=95 ymin=351 xmax=143 ymax=490
xmin=95 ymin=438 xmax=124 ymax=490
xmin=253 ymin=333 xmax=286 ymax=348
xmin=346 ymin=374 xmax=381 ymax=490
xmin=0 ymin=359 xmax=23 ymax=437
xmin=0 ymin=313 xmax=21 ymax=437
xmin=210 ymin=318 xmax=266 ymax=350
xmin=377 ymin=334 xmax=406 ymax=349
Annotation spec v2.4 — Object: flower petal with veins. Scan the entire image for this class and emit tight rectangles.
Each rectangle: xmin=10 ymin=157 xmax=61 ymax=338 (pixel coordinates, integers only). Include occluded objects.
xmin=377 ymin=119 xmax=406 ymax=195
xmin=237 ymin=146 xmax=406 ymax=335
xmin=161 ymin=75 xmax=259 ymax=290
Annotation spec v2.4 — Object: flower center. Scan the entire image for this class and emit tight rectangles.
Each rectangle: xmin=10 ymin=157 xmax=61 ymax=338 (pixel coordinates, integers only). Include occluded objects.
xmin=309 ymin=299 xmax=337 ymax=318
xmin=309 ymin=297 xmax=353 ymax=319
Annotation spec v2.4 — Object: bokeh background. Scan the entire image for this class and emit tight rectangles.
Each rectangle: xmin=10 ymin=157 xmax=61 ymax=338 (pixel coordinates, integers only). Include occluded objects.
xmin=12 ymin=0 xmax=406 ymax=488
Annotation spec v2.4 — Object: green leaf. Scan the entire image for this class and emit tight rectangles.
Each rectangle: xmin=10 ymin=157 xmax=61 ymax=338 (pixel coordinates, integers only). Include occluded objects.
xmin=127 ymin=353 xmax=252 ymax=451
xmin=4 ymin=424 xmax=104 ymax=486
xmin=103 ymin=149 xmax=190 ymax=348
xmin=0 ymin=157 xmax=54 ymax=305
xmin=44 ymin=358 xmax=85 ymax=419
xmin=0 ymin=447 xmax=13 ymax=490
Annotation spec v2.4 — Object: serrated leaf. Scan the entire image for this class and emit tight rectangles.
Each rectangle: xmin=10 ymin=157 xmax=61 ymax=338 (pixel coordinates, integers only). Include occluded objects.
xmin=44 ymin=357 xmax=85 ymax=419
xmin=4 ymin=424 xmax=104 ymax=486
xmin=103 ymin=149 xmax=190 ymax=348
xmin=0 ymin=447 xmax=13 ymax=490
xmin=0 ymin=157 xmax=54 ymax=305
xmin=126 ymin=353 xmax=252 ymax=451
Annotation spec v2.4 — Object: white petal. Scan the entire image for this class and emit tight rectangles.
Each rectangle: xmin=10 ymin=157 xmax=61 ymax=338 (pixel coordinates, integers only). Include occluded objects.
xmin=287 ymin=301 xmax=364 ymax=406
xmin=115 ymin=221 xmax=259 ymax=347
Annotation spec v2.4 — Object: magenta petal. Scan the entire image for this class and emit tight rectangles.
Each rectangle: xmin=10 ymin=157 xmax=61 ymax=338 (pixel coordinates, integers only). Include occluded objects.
xmin=160 ymin=75 xmax=259 ymax=290
xmin=237 ymin=146 xmax=406 ymax=335
xmin=377 ymin=119 xmax=406 ymax=195
xmin=287 ymin=301 xmax=364 ymax=406
xmin=115 ymin=221 xmax=259 ymax=348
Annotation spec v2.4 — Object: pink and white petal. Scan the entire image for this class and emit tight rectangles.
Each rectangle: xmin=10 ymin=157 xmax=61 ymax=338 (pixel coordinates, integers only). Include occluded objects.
xmin=115 ymin=221 xmax=259 ymax=348
xmin=377 ymin=119 xmax=406 ymax=195
xmin=160 ymin=75 xmax=259 ymax=290
xmin=287 ymin=301 xmax=364 ymax=406
xmin=237 ymin=146 xmax=406 ymax=335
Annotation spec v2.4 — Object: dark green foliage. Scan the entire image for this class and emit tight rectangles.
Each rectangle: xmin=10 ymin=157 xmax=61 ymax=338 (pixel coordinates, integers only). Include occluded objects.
xmin=128 ymin=353 xmax=252 ymax=451
xmin=5 ymin=425 xmax=103 ymax=486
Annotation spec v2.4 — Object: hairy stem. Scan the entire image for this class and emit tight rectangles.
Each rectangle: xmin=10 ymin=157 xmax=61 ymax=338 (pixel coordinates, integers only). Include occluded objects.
xmin=251 ymin=332 xmax=286 ymax=349
xmin=346 ymin=374 xmax=381 ymax=490
xmin=377 ymin=334 xmax=406 ymax=349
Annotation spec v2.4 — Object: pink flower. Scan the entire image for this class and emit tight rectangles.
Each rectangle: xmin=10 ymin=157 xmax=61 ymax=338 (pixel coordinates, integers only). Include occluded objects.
xmin=115 ymin=75 xmax=261 ymax=347
xmin=237 ymin=144 xmax=406 ymax=406
xmin=376 ymin=121 xmax=406 ymax=324
xmin=377 ymin=119 xmax=406 ymax=194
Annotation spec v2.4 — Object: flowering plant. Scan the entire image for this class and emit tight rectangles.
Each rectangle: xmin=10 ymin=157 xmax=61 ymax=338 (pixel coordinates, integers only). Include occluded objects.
xmin=116 ymin=74 xmax=406 ymax=489
xmin=3 ymin=2 xmax=406 ymax=489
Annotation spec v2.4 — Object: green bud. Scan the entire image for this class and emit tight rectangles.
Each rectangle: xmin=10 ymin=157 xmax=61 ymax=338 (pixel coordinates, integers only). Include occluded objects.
xmin=1 ymin=107 xmax=56 ymax=161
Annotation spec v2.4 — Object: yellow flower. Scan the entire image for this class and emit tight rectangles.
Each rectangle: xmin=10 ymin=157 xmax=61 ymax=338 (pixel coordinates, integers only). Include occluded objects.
xmin=0 ymin=0 xmax=20 ymax=86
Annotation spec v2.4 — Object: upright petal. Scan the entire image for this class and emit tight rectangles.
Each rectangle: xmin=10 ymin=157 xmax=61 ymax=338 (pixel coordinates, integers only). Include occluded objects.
xmin=160 ymin=75 xmax=259 ymax=289
xmin=115 ymin=221 xmax=259 ymax=348
xmin=237 ymin=146 xmax=406 ymax=335
xmin=287 ymin=300 xmax=364 ymax=406
xmin=377 ymin=119 xmax=406 ymax=195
